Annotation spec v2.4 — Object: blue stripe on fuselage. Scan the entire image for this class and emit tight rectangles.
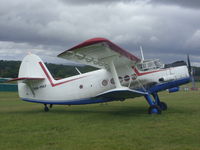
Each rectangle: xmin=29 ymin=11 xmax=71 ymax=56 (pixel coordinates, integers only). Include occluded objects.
xmin=147 ymin=77 xmax=190 ymax=94
xmin=21 ymin=97 xmax=116 ymax=105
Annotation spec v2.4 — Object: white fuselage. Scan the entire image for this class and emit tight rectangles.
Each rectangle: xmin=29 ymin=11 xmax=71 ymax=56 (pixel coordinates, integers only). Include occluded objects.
xmin=18 ymin=63 xmax=189 ymax=103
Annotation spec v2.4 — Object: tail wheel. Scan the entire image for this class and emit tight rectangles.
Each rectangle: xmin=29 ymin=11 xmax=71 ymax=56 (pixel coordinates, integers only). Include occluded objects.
xmin=159 ymin=102 xmax=167 ymax=111
xmin=148 ymin=105 xmax=162 ymax=114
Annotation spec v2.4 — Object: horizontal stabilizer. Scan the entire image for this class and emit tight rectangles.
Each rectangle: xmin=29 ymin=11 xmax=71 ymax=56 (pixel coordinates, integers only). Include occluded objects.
xmin=8 ymin=77 xmax=45 ymax=82
xmin=95 ymin=87 xmax=147 ymax=100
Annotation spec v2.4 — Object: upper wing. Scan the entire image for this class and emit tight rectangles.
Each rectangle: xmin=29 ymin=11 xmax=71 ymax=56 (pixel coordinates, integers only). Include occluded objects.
xmin=58 ymin=38 xmax=140 ymax=69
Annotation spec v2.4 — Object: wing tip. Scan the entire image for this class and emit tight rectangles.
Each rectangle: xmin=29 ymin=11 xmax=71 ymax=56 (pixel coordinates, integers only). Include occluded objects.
xmin=57 ymin=37 xmax=109 ymax=57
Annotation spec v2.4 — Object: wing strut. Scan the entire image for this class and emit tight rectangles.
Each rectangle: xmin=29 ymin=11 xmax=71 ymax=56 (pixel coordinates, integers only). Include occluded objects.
xmin=108 ymin=60 xmax=122 ymax=88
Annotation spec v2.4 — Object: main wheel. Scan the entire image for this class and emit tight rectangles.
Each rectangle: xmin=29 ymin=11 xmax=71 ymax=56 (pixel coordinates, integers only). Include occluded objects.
xmin=148 ymin=105 xmax=162 ymax=114
xmin=44 ymin=105 xmax=49 ymax=112
xmin=159 ymin=102 xmax=167 ymax=111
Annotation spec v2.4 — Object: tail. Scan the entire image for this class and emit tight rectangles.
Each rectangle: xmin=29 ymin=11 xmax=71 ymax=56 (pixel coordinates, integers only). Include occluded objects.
xmin=18 ymin=53 xmax=53 ymax=80
xmin=16 ymin=54 xmax=54 ymax=98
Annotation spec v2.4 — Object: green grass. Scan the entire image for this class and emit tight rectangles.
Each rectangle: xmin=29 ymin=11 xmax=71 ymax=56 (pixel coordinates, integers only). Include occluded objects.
xmin=181 ymin=81 xmax=200 ymax=88
xmin=0 ymin=91 xmax=200 ymax=150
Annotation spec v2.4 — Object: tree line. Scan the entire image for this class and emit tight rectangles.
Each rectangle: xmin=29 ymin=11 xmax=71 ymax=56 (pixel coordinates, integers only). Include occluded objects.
xmin=0 ymin=60 xmax=97 ymax=78
xmin=0 ymin=60 xmax=200 ymax=79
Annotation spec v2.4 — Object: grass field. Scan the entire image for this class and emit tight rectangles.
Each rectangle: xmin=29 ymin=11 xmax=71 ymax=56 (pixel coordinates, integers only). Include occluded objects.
xmin=0 ymin=91 xmax=200 ymax=150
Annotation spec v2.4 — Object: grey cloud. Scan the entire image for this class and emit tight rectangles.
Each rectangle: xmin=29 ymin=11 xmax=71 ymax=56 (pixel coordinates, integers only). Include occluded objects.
xmin=58 ymin=0 xmax=136 ymax=5
xmin=0 ymin=0 xmax=200 ymax=66
xmin=60 ymin=0 xmax=200 ymax=9
xmin=0 ymin=0 xmax=64 ymax=45
xmin=149 ymin=0 xmax=200 ymax=9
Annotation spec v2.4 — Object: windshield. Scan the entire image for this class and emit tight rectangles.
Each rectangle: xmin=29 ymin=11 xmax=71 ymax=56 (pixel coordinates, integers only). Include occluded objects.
xmin=137 ymin=59 xmax=163 ymax=71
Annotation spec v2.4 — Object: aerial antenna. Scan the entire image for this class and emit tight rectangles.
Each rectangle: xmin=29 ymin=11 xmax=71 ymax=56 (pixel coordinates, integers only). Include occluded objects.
xmin=75 ymin=67 xmax=82 ymax=75
xmin=140 ymin=46 xmax=144 ymax=62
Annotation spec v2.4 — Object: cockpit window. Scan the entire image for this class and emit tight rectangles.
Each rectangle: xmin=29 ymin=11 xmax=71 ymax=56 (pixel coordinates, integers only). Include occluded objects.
xmin=137 ymin=59 xmax=163 ymax=71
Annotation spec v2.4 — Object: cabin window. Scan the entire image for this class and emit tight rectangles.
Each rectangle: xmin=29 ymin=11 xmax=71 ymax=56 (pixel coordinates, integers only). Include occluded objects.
xmin=131 ymin=74 xmax=137 ymax=80
xmin=110 ymin=78 xmax=115 ymax=84
xmin=124 ymin=75 xmax=130 ymax=82
xmin=102 ymin=80 xmax=108 ymax=86
xmin=79 ymin=85 xmax=83 ymax=89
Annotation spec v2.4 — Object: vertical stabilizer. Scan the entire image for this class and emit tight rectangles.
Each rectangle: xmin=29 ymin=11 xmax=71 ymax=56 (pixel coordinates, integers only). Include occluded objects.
xmin=18 ymin=54 xmax=54 ymax=98
xmin=18 ymin=54 xmax=53 ymax=79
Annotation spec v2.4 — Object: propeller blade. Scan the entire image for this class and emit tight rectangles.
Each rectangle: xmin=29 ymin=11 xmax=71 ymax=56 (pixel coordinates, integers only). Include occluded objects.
xmin=187 ymin=54 xmax=192 ymax=76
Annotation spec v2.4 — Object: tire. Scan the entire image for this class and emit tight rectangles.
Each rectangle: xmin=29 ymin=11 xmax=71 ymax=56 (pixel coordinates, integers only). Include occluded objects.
xmin=148 ymin=105 xmax=162 ymax=114
xmin=44 ymin=105 xmax=49 ymax=112
xmin=159 ymin=102 xmax=167 ymax=111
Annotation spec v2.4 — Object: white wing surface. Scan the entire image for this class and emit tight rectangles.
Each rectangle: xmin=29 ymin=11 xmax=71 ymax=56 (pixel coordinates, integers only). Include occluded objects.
xmin=58 ymin=38 xmax=140 ymax=69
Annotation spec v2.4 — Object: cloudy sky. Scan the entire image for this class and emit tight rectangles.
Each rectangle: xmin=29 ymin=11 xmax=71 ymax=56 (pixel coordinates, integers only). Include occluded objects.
xmin=0 ymin=0 xmax=200 ymax=66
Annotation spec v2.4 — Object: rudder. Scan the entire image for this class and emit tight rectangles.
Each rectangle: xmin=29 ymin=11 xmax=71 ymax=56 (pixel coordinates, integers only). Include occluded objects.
xmin=18 ymin=54 xmax=52 ymax=79
xmin=17 ymin=54 xmax=54 ymax=98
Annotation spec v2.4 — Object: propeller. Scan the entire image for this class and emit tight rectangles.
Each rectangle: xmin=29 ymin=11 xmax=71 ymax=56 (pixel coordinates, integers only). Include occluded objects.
xmin=187 ymin=54 xmax=196 ymax=89
xmin=187 ymin=54 xmax=192 ymax=76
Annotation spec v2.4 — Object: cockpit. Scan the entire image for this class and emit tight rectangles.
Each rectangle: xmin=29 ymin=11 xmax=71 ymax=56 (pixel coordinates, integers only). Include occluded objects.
xmin=136 ymin=59 xmax=163 ymax=71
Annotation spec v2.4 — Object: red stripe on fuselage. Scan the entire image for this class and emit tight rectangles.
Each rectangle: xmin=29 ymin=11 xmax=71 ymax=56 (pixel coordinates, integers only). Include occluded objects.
xmin=39 ymin=62 xmax=86 ymax=87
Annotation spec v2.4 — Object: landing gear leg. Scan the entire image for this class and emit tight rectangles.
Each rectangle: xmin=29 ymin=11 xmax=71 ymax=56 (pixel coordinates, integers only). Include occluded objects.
xmin=152 ymin=93 xmax=168 ymax=111
xmin=44 ymin=104 xmax=49 ymax=112
xmin=144 ymin=94 xmax=161 ymax=114
xmin=50 ymin=104 xmax=53 ymax=108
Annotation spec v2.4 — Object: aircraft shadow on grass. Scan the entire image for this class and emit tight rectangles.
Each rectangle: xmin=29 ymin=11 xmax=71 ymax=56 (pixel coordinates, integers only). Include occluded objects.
xmin=7 ymin=105 xmax=147 ymax=116
xmin=7 ymin=104 xmax=198 ymax=117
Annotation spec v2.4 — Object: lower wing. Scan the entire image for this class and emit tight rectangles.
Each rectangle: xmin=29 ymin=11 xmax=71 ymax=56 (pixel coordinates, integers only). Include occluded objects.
xmin=95 ymin=87 xmax=147 ymax=100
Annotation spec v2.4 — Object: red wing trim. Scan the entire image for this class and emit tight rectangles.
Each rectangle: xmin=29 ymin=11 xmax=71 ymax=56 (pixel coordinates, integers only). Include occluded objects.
xmin=39 ymin=62 xmax=86 ymax=87
xmin=8 ymin=77 xmax=45 ymax=82
xmin=58 ymin=37 xmax=140 ymax=62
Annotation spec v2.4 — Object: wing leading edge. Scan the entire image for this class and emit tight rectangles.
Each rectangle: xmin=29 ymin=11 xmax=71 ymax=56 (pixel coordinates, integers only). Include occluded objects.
xmin=58 ymin=38 xmax=140 ymax=69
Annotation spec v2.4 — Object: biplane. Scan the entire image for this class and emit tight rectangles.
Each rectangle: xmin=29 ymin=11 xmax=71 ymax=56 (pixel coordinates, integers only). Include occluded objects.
xmin=11 ymin=38 xmax=191 ymax=114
